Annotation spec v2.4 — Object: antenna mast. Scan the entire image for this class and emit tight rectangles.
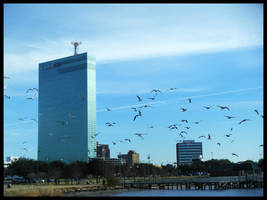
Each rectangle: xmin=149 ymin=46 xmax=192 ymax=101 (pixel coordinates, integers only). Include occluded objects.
xmin=71 ymin=41 xmax=82 ymax=55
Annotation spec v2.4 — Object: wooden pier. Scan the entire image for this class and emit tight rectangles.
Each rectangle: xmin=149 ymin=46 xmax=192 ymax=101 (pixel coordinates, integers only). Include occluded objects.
xmin=122 ymin=175 xmax=264 ymax=191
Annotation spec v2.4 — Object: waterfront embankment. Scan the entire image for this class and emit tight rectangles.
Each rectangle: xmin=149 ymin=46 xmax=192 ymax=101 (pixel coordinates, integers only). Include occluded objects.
xmin=4 ymin=184 xmax=124 ymax=197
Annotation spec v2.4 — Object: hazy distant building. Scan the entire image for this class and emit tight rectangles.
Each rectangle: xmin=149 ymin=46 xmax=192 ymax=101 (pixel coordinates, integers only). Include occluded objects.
xmin=96 ymin=143 xmax=110 ymax=160
xmin=38 ymin=52 xmax=96 ymax=163
xmin=118 ymin=150 xmax=139 ymax=166
xmin=176 ymin=140 xmax=202 ymax=166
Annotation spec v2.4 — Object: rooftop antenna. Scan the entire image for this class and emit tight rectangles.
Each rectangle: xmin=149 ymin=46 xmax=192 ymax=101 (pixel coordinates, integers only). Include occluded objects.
xmin=71 ymin=41 xmax=82 ymax=55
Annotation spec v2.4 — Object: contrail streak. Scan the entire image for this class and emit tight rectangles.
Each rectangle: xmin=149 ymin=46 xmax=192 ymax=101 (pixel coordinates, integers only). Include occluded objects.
xmin=97 ymin=86 xmax=263 ymax=112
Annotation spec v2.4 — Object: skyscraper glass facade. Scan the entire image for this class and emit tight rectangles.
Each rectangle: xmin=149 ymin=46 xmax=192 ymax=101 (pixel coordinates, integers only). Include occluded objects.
xmin=38 ymin=52 xmax=96 ymax=163
xmin=176 ymin=140 xmax=202 ymax=166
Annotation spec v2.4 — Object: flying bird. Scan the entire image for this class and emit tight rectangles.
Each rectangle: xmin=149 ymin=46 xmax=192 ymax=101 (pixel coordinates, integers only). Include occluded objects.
xmin=254 ymin=109 xmax=259 ymax=115
xmin=203 ymin=105 xmax=213 ymax=110
xmin=181 ymin=108 xmax=187 ymax=112
xmin=230 ymin=128 xmax=233 ymax=131
xmin=148 ymin=126 xmax=154 ymax=128
xmin=238 ymin=119 xmax=250 ymax=125
xmin=26 ymin=88 xmax=38 ymax=93
xmin=136 ymin=95 xmax=142 ymax=102
xmin=30 ymin=118 xmax=38 ymax=123
xmin=224 ymin=116 xmax=235 ymax=119
xmin=217 ymin=142 xmax=221 ymax=146
xmin=151 ymin=89 xmax=162 ymax=93
xmin=134 ymin=133 xmax=147 ymax=139
xmin=225 ymin=134 xmax=232 ymax=137
xmin=106 ymin=122 xmax=116 ymax=126
xmin=140 ymin=105 xmax=151 ymax=108
xmin=124 ymin=138 xmax=131 ymax=143
xmin=112 ymin=141 xmax=116 ymax=145
xmin=166 ymin=88 xmax=177 ymax=92
xmin=232 ymin=153 xmax=239 ymax=157
xmin=131 ymin=107 xmax=138 ymax=112
xmin=217 ymin=105 xmax=230 ymax=111
xmin=184 ymin=126 xmax=190 ymax=130
xmin=198 ymin=135 xmax=206 ymax=138
xmin=188 ymin=98 xmax=192 ymax=103
xmin=4 ymin=95 xmax=10 ymax=99
xmin=147 ymin=97 xmax=155 ymax=100
xmin=18 ymin=117 xmax=27 ymax=121
xmin=106 ymin=108 xmax=112 ymax=111
xmin=207 ymin=134 xmax=211 ymax=140
xmin=180 ymin=131 xmax=188 ymax=135
xmin=181 ymin=120 xmax=188 ymax=123
xmin=26 ymin=93 xmax=36 ymax=100
xmin=193 ymin=121 xmax=201 ymax=124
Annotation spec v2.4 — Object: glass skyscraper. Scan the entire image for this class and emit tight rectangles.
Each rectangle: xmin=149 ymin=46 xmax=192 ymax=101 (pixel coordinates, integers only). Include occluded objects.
xmin=38 ymin=52 xmax=96 ymax=163
xmin=176 ymin=140 xmax=202 ymax=166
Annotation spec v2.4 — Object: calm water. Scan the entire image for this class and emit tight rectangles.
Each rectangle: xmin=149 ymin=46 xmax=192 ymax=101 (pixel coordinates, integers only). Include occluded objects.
xmin=66 ymin=188 xmax=263 ymax=197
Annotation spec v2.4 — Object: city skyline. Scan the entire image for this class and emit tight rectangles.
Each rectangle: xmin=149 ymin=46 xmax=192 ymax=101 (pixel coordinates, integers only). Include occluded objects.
xmin=4 ymin=4 xmax=263 ymax=165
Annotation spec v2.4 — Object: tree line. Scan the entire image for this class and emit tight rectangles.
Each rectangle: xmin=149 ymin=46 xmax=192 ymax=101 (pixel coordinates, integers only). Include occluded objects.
xmin=4 ymin=158 xmax=263 ymax=184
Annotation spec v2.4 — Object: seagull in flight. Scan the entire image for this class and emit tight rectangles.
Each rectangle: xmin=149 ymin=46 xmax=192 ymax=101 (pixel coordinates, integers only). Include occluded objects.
xmin=136 ymin=95 xmax=142 ymax=102
xmin=112 ymin=141 xmax=116 ymax=145
xmin=193 ymin=121 xmax=201 ymax=124
xmin=254 ymin=109 xmax=259 ymax=115
xmin=238 ymin=119 xmax=250 ymax=125
xmin=188 ymin=98 xmax=192 ymax=103
xmin=181 ymin=120 xmax=188 ymax=123
xmin=232 ymin=153 xmax=239 ymax=157
xmin=106 ymin=108 xmax=112 ymax=111
xmin=207 ymin=134 xmax=211 ymax=140
xmin=148 ymin=126 xmax=154 ymax=128
xmin=180 ymin=131 xmax=188 ymax=135
xmin=131 ymin=107 xmax=138 ymax=112
xmin=217 ymin=105 xmax=230 ymax=111
xmin=181 ymin=108 xmax=187 ymax=112
xmin=4 ymin=95 xmax=11 ymax=99
xmin=147 ymin=97 xmax=156 ymax=100
xmin=124 ymin=138 xmax=131 ymax=143
xmin=18 ymin=117 xmax=27 ymax=121
xmin=133 ymin=111 xmax=142 ymax=121
xmin=166 ymin=87 xmax=177 ymax=92
xmin=230 ymin=127 xmax=233 ymax=131
xmin=217 ymin=142 xmax=221 ymax=146
xmin=225 ymin=134 xmax=232 ymax=137
xmin=139 ymin=105 xmax=151 ymax=108
xmin=26 ymin=88 xmax=38 ymax=93
xmin=151 ymin=89 xmax=162 ymax=93
xmin=134 ymin=133 xmax=147 ymax=139
xmin=184 ymin=126 xmax=190 ymax=130
xmin=203 ymin=105 xmax=213 ymax=110
xmin=106 ymin=122 xmax=116 ymax=126
xmin=30 ymin=118 xmax=38 ymax=123
xmin=224 ymin=116 xmax=235 ymax=119
xmin=26 ymin=93 xmax=37 ymax=100
xmin=198 ymin=135 xmax=206 ymax=139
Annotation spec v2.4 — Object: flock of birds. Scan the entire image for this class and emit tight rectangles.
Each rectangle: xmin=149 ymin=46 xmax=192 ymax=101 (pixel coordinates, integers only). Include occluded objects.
xmin=4 ymin=74 xmax=264 ymax=161
xmin=101 ymin=87 xmax=264 ymax=159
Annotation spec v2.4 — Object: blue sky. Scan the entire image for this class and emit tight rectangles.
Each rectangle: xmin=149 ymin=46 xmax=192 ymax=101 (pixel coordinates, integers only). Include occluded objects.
xmin=4 ymin=4 xmax=263 ymax=165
